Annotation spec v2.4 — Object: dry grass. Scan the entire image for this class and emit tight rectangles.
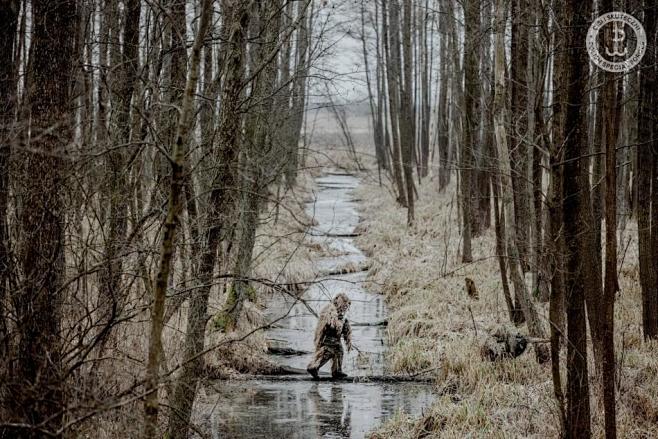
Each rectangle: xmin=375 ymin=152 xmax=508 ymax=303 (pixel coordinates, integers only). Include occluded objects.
xmin=202 ymin=171 xmax=328 ymax=373
xmin=80 ymin=166 xmax=330 ymax=437
xmin=354 ymin=171 xmax=658 ymax=438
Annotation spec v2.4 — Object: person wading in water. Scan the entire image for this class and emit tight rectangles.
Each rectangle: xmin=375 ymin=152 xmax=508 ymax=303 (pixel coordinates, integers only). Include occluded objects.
xmin=307 ymin=293 xmax=352 ymax=379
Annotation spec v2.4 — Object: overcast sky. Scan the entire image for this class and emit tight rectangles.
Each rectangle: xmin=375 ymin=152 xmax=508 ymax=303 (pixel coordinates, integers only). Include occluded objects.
xmin=308 ymin=0 xmax=369 ymax=106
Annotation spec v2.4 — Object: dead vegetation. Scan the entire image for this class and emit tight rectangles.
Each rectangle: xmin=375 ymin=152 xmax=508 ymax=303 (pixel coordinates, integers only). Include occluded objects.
xmin=356 ymin=175 xmax=658 ymax=438
xmin=72 ymin=168 xmax=332 ymax=437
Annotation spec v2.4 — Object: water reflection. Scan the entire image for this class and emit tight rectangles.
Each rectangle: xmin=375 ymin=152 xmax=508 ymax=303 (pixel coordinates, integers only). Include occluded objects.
xmin=203 ymin=380 xmax=434 ymax=438
xmin=310 ymin=384 xmax=351 ymax=438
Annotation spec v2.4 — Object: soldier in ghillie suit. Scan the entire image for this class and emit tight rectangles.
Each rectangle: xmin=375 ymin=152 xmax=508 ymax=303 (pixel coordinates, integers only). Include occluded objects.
xmin=480 ymin=324 xmax=529 ymax=361
xmin=307 ymin=293 xmax=352 ymax=379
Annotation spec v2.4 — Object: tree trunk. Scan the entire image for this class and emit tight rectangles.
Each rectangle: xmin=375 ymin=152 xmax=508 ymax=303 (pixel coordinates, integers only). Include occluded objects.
xmin=219 ymin=0 xmax=284 ymax=329
xmin=492 ymin=152 xmax=515 ymax=322
xmin=419 ymin=0 xmax=431 ymax=179
xmin=562 ymin=0 xmax=593 ymax=436
xmin=9 ymin=1 xmax=77 ymax=436
xmin=477 ymin=0 xmax=493 ymax=234
xmin=493 ymin=0 xmax=548 ymax=364
xmin=286 ymin=1 xmax=312 ymax=188
xmin=143 ymin=1 xmax=213 ymax=437
xmin=510 ymin=0 xmax=531 ymax=272
xmin=530 ymin=0 xmax=550 ymax=303
xmin=374 ymin=0 xmax=389 ymax=175
xmin=361 ymin=0 xmax=385 ymax=176
xmin=401 ymin=0 xmax=416 ymax=224
xmin=98 ymin=0 xmax=141 ymax=349
xmin=383 ymin=0 xmax=408 ymax=207
xmin=437 ymin=0 xmax=450 ymax=190
xmin=0 ymin=0 xmax=18 ymax=377
xmin=548 ymin=0 xmax=568 ymax=430
xmin=166 ymin=0 xmax=255 ymax=435
xmin=638 ymin=0 xmax=658 ymax=340
xmin=599 ymin=0 xmax=620 ymax=436
xmin=461 ymin=0 xmax=479 ymax=262
xmin=448 ymin=0 xmax=463 ymax=198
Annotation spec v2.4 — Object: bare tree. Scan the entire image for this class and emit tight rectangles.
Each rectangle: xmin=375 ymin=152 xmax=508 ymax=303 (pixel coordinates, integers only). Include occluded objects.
xmin=460 ymin=0 xmax=479 ymax=262
xmin=561 ymin=0 xmax=594 ymax=435
xmin=287 ymin=0 xmax=313 ymax=187
xmin=510 ymin=0 xmax=531 ymax=271
xmin=98 ymin=0 xmax=142 ymax=352
xmin=0 ymin=0 xmax=18 ymax=377
xmin=143 ymin=1 xmax=213 ymax=437
xmin=437 ymin=0 xmax=450 ymax=190
xmin=548 ymin=0 xmax=568 ymax=429
xmin=8 ymin=1 xmax=77 ymax=436
xmin=383 ymin=0 xmax=408 ymax=207
xmin=638 ymin=0 xmax=658 ymax=340
xmin=400 ymin=0 xmax=416 ymax=224
xmin=599 ymin=0 xmax=621 ymax=436
xmin=493 ymin=0 xmax=548 ymax=365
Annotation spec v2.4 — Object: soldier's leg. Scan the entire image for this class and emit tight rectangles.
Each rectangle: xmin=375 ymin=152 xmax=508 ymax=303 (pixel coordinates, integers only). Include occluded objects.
xmin=330 ymin=346 xmax=346 ymax=378
xmin=307 ymin=346 xmax=333 ymax=378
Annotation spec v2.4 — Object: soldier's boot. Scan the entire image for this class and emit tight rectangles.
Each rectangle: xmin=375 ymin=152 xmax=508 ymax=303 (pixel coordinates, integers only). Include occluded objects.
xmin=307 ymin=366 xmax=319 ymax=380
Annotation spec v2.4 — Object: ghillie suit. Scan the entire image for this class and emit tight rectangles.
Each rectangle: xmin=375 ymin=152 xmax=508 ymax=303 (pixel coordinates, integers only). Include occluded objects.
xmin=307 ymin=293 xmax=352 ymax=379
xmin=480 ymin=325 xmax=528 ymax=361
xmin=465 ymin=277 xmax=479 ymax=299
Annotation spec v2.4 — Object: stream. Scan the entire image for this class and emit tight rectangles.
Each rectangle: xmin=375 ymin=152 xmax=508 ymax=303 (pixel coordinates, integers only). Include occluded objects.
xmin=200 ymin=171 xmax=434 ymax=438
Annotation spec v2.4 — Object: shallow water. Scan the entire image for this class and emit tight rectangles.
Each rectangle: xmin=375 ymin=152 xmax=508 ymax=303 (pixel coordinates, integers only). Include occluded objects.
xmin=203 ymin=380 xmax=433 ymax=439
xmin=203 ymin=172 xmax=434 ymax=438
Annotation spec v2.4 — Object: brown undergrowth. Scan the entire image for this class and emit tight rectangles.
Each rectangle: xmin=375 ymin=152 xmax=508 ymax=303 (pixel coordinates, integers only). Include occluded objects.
xmin=85 ymin=156 xmax=338 ymax=436
xmin=355 ymin=170 xmax=658 ymax=438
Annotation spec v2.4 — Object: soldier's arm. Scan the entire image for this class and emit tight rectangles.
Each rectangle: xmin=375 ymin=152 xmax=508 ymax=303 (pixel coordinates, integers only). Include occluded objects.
xmin=314 ymin=308 xmax=329 ymax=348
xmin=314 ymin=306 xmax=337 ymax=348
xmin=313 ymin=322 xmax=324 ymax=349
xmin=342 ymin=319 xmax=352 ymax=351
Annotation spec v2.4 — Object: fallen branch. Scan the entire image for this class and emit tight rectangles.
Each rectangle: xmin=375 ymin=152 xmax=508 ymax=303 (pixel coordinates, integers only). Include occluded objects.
xmin=350 ymin=319 xmax=388 ymax=327
xmin=309 ymin=232 xmax=362 ymax=238
xmin=406 ymin=366 xmax=442 ymax=378
xmin=265 ymin=365 xmax=314 ymax=376
xmin=325 ymin=171 xmax=356 ymax=177
xmin=219 ymin=364 xmax=436 ymax=383
xmin=229 ymin=374 xmax=434 ymax=383
xmin=267 ymin=347 xmax=311 ymax=356
xmin=316 ymin=185 xmax=356 ymax=190
xmin=527 ymin=337 xmax=550 ymax=343
xmin=323 ymin=265 xmax=370 ymax=276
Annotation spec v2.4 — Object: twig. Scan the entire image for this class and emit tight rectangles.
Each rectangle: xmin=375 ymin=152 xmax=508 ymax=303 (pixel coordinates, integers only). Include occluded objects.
xmin=467 ymin=305 xmax=478 ymax=337
xmin=406 ymin=366 xmax=442 ymax=378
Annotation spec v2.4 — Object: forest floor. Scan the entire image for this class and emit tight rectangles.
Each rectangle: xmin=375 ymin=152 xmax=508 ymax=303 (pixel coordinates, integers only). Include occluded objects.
xmin=353 ymin=167 xmax=658 ymax=438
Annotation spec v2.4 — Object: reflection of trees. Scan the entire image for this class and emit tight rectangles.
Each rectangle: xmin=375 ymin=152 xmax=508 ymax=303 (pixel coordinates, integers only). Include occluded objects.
xmin=208 ymin=381 xmax=435 ymax=439
xmin=210 ymin=385 xmax=308 ymax=438
xmin=310 ymin=383 xmax=352 ymax=438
